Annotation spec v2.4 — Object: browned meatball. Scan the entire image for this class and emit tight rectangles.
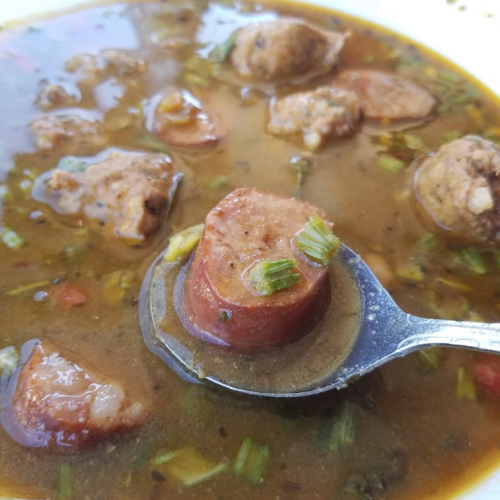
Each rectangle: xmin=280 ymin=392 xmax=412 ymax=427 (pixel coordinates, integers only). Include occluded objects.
xmin=146 ymin=88 xmax=224 ymax=148
xmin=47 ymin=152 xmax=177 ymax=241
xmin=183 ymin=188 xmax=332 ymax=352
xmin=30 ymin=114 xmax=107 ymax=152
xmin=335 ymin=70 xmax=436 ymax=121
xmin=415 ymin=136 xmax=500 ymax=244
xmin=9 ymin=341 xmax=148 ymax=450
xmin=231 ymin=18 xmax=347 ymax=81
xmin=267 ymin=86 xmax=362 ymax=150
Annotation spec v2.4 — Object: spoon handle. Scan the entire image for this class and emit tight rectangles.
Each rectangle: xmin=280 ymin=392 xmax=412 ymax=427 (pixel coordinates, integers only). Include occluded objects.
xmin=397 ymin=316 xmax=500 ymax=354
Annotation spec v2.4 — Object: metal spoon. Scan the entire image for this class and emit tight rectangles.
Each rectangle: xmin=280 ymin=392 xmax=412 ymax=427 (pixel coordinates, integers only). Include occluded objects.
xmin=140 ymin=243 xmax=500 ymax=398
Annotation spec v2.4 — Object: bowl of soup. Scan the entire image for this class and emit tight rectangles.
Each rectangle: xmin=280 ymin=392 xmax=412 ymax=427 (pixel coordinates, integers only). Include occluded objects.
xmin=0 ymin=1 xmax=500 ymax=499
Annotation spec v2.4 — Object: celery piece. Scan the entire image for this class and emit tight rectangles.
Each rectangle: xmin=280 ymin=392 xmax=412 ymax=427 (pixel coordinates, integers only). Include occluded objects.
xmin=456 ymin=367 xmax=476 ymax=401
xmin=1 ymin=227 xmax=24 ymax=250
xmin=0 ymin=346 xmax=19 ymax=376
xmin=5 ymin=280 xmax=52 ymax=296
xmin=416 ymin=347 xmax=443 ymax=372
xmin=329 ymin=404 xmax=355 ymax=451
xmin=461 ymin=249 xmax=486 ymax=274
xmin=247 ymin=259 xmax=300 ymax=296
xmin=376 ymin=154 xmax=405 ymax=173
xmin=248 ymin=445 xmax=272 ymax=485
xmin=234 ymin=438 xmax=253 ymax=476
xmin=209 ymin=31 xmax=238 ymax=62
xmin=395 ymin=263 xmax=424 ymax=282
xmin=59 ymin=464 xmax=72 ymax=500
xmin=296 ymin=215 xmax=340 ymax=266
xmin=164 ymin=223 xmax=205 ymax=263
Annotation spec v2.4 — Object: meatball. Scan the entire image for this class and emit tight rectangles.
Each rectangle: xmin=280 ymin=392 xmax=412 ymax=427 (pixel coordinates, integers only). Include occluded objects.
xmin=415 ymin=135 xmax=500 ymax=244
xmin=35 ymin=84 xmax=79 ymax=110
xmin=267 ymin=86 xmax=362 ymax=150
xmin=183 ymin=188 xmax=332 ymax=352
xmin=231 ymin=18 xmax=347 ymax=81
xmin=335 ymin=70 xmax=436 ymax=121
xmin=30 ymin=114 xmax=107 ymax=152
xmin=6 ymin=341 xmax=147 ymax=450
xmin=146 ymin=88 xmax=224 ymax=148
xmin=47 ymin=152 xmax=178 ymax=241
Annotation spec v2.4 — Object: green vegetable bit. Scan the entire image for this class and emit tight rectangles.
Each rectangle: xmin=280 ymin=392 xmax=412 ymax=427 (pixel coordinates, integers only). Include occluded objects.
xmin=57 ymin=156 xmax=87 ymax=173
xmin=5 ymin=280 xmax=52 ymax=296
xmin=416 ymin=347 xmax=443 ymax=372
xmin=376 ymin=154 xmax=405 ymax=173
xmin=1 ymin=227 xmax=25 ymax=250
xmin=234 ymin=437 xmax=253 ymax=476
xmin=59 ymin=464 xmax=72 ymax=500
xmin=247 ymin=259 xmax=300 ymax=296
xmin=461 ymin=249 xmax=486 ymax=274
xmin=329 ymin=404 xmax=355 ymax=451
xmin=439 ymin=71 xmax=462 ymax=83
xmin=209 ymin=31 xmax=238 ymax=62
xmin=296 ymin=214 xmax=340 ymax=266
xmin=233 ymin=438 xmax=273 ymax=484
xmin=248 ymin=445 xmax=272 ymax=484
xmin=418 ymin=233 xmax=437 ymax=251
xmin=456 ymin=367 xmax=476 ymax=401
xmin=0 ymin=346 xmax=20 ymax=376
xmin=164 ymin=223 xmax=205 ymax=263
xmin=135 ymin=134 xmax=170 ymax=153
xmin=206 ymin=176 xmax=228 ymax=189
xmin=152 ymin=450 xmax=179 ymax=465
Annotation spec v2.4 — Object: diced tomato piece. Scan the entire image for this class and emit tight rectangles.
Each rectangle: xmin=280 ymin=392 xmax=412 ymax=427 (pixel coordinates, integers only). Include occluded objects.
xmin=55 ymin=284 xmax=90 ymax=308
xmin=473 ymin=353 xmax=500 ymax=395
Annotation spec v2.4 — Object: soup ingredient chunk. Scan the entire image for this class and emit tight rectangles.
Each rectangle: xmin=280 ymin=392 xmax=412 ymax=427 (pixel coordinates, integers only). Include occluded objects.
xmin=267 ymin=86 xmax=362 ymax=150
xmin=9 ymin=341 xmax=147 ymax=450
xmin=30 ymin=114 xmax=106 ymax=152
xmin=36 ymin=84 xmax=79 ymax=110
xmin=183 ymin=188 xmax=333 ymax=352
xmin=148 ymin=88 xmax=224 ymax=148
xmin=231 ymin=18 xmax=347 ymax=81
xmin=47 ymin=152 xmax=177 ymax=241
xmin=415 ymin=136 xmax=500 ymax=244
xmin=335 ymin=70 xmax=436 ymax=121
xmin=65 ymin=50 xmax=146 ymax=80
xmin=474 ymin=353 xmax=500 ymax=395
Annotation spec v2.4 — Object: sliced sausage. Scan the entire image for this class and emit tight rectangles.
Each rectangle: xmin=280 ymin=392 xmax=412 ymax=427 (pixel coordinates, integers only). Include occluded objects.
xmin=415 ymin=135 xmax=500 ymax=244
xmin=30 ymin=114 xmax=107 ymax=152
xmin=146 ymin=88 xmax=224 ymax=148
xmin=335 ymin=70 xmax=436 ymax=121
xmin=45 ymin=151 xmax=177 ymax=241
xmin=231 ymin=18 xmax=347 ymax=81
xmin=182 ymin=188 xmax=332 ymax=352
xmin=4 ymin=341 xmax=147 ymax=450
xmin=267 ymin=86 xmax=362 ymax=150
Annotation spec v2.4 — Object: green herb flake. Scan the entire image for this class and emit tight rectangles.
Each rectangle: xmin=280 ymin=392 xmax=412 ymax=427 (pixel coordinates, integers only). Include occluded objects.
xmin=462 ymin=248 xmax=486 ymax=274
xmin=296 ymin=214 xmax=340 ymax=266
xmin=456 ymin=367 xmax=476 ymax=401
xmin=59 ymin=464 xmax=72 ymax=500
xmin=329 ymin=404 xmax=355 ymax=451
xmin=376 ymin=154 xmax=405 ymax=173
xmin=247 ymin=259 xmax=300 ymax=296
xmin=209 ymin=31 xmax=238 ymax=63
xmin=416 ymin=347 xmax=443 ymax=372
xmin=206 ymin=176 xmax=228 ymax=190
xmin=248 ymin=445 xmax=272 ymax=484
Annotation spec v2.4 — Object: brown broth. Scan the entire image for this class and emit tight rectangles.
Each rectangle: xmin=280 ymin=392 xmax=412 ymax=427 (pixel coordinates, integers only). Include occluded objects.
xmin=1 ymin=1 xmax=500 ymax=499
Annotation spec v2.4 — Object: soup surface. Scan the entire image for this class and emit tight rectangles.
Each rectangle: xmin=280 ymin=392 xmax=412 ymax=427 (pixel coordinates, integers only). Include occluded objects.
xmin=1 ymin=1 xmax=500 ymax=499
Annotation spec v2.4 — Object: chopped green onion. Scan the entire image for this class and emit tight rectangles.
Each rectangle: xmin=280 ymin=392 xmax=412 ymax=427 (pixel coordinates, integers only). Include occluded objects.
xmin=135 ymin=134 xmax=170 ymax=153
xmin=0 ymin=346 xmax=20 ymax=376
xmin=206 ymin=176 xmax=228 ymax=189
xmin=59 ymin=464 xmax=72 ymax=500
xmin=395 ymin=263 xmax=424 ymax=282
xmin=248 ymin=445 xmax=272 ymax=484
xmin=416 ymin=347 xmax=443 ymax=372
xmin=234 ymin=438 xmax=253 ymax=476
xmin=290 ymin=156 xmax=312 ymax=198
xmin=329 ymin=404 xmax=355 ymax=451
xmin=209 ymin=31 xmax=238 ymax=62
xmin=456 ymin=367 xmax=476 ymax=401
xmin=418 ymin=233 xmax=437 ymax=251
xmin=152 ymin=450 xmax=179 ymax=465
xmin=5 ymin=280 xmax=52 ymax=296
xmin=184 ymin=463 xmax=228 ymax=487
xmin=247 ymin=259 xmax=300 ymax=296
xmin=1 ymin=227 xmax=25 ymax=250
xmin=461 ymin=249 xmax=486 ymax=274
xmin=296 ymin=215 xmax=340 ymax=266
xmin=439 ymin=71 xmax=462 ymax=83
xmin=376 ymin=154 xmax=405 ymax=173
xmin=436 ymin=277 xmax=472 ymax=292
xmin=164 ymin=223 xmax=205 ymax=263
xmin=57 ymin=156 xmax=87 ymax=173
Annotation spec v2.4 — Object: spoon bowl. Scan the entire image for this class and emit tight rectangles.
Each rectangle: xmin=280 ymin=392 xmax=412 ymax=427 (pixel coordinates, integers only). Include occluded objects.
xmin=140 ymin=243 xmax=500 ymax=397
